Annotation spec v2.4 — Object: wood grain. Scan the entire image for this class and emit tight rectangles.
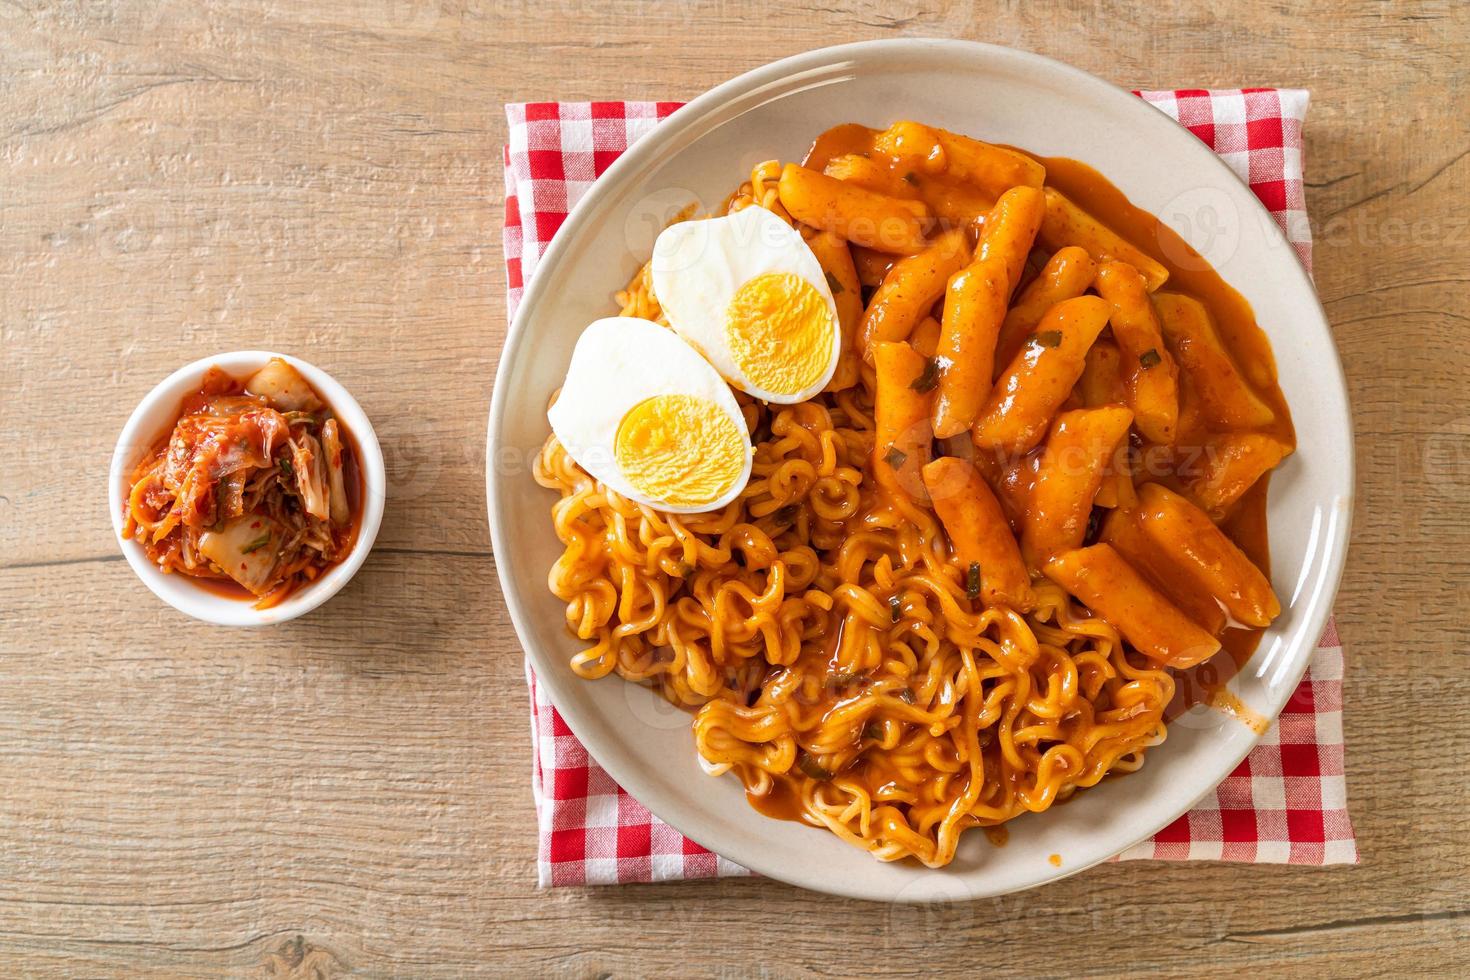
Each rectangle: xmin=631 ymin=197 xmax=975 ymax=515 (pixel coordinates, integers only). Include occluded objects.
xmin=2 ymin=0 xmax=1467 ymax=975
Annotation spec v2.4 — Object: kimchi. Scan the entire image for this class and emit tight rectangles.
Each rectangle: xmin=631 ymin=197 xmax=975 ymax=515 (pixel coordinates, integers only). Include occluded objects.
xmin=123 ymin=358 xmax=361 ymax=608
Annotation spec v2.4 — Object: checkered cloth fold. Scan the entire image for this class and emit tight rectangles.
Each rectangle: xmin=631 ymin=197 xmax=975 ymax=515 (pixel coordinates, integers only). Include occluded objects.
xmin=504 ymin=90 xmax=1357 ymax=887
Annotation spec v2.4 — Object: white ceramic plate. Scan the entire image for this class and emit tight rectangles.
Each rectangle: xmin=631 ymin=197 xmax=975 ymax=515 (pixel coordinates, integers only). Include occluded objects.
xmin=487 ymin=39 xmax=1352 ymax=901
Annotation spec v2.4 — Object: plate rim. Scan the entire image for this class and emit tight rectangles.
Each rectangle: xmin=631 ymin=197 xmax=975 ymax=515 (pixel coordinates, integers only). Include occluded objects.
xmin=486 ymin=37 xmax=1354 ymax=901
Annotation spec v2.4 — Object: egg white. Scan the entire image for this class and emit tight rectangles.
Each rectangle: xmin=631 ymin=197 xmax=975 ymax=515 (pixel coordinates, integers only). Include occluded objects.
xmin=547 ymin=317 xmax=754 ymax=514
xmin=650 ymin=205 xmax=841 ymax=404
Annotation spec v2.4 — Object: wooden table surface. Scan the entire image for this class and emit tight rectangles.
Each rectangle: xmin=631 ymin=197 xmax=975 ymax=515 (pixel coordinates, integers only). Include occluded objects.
xmin=3 ymin=1 xmax=1467 ymax=976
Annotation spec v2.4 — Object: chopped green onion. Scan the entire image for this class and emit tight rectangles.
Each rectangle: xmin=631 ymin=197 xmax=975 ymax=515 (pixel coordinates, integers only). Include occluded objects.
xmin=896 ymin=687 xmax=916 ymax=704
xmin=1139 ymin=348 xmax=1162 ymax=369
xmin=909 ymin=357 xmax=940 ymax=393
xmin=884 ymin=446 xmax=907 ymax=470
xmin=824 ymin=270 xmax=844 ymax=295
xmin=889 ymin=593 xmax=902 ymax=622
xmin=279 ymin=457 xmax=293 ymax=479
xmin=861 ymin=723 xmax=883 ymax=741
xmin=797 ymin=752 xmax=834 ymax=781
xmin=967 ymin=561 xmax=982 ymax=599
xmin=1031 ymin=329 xmax=1063 ymax=349
xmin=676 ymin=561 xmax=695 ymax=579
xmin=1084 ymin=507 xmax=1104 ymax=545
xmin=240 ymin=533 xmax=272 ymax=555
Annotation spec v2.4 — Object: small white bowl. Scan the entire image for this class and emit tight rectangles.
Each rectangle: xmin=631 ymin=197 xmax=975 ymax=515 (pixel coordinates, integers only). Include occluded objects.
xmin=110 ymin=350 xmax=386 ymax=627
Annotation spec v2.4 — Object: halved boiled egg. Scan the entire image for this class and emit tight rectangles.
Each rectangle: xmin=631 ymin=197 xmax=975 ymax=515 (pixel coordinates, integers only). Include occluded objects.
xmin=651 ymin=205 xmax=840 ymax=404
xmin=548 ymin=317 xmax=754 ymax=513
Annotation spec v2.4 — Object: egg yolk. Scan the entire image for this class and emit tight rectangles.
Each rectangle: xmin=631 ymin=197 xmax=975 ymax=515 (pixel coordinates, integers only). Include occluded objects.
xmin=614 ymin=394 xmax=747 ymax=507
xmin=724 ymin=272 xmax=834 ymax=396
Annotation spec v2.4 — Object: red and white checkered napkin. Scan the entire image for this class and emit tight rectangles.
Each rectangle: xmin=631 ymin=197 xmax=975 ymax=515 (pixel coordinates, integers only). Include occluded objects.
xmin=504 ymin=90 xmax=1357 ymax=887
